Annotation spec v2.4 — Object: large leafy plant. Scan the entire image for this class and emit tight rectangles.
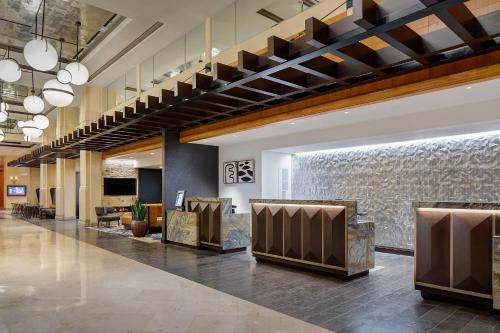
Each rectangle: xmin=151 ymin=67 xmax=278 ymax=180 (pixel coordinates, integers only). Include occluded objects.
xmin=131 ymin=199 xmax=147 ymax=221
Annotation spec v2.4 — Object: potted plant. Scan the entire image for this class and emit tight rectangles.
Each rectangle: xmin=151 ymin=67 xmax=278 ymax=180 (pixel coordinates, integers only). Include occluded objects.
xmin=131 ymin=199 xmax=148 ymax=237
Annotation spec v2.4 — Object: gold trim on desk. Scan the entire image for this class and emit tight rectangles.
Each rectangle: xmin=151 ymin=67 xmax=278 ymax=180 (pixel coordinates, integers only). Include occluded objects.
xmin=252 ymin=251 xmax=347 ymax=272
xmin=415 ymin=282 xmax=492 ymax=300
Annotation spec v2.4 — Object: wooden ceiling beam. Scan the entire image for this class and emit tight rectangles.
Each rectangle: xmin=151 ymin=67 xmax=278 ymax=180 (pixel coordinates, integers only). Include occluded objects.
xmin=179 ymin=49 xmax=500 ymax=143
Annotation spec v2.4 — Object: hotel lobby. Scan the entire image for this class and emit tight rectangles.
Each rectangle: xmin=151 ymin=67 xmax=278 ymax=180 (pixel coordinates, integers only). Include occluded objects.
xmin=1 ymin=0 xmax=500 ymax=332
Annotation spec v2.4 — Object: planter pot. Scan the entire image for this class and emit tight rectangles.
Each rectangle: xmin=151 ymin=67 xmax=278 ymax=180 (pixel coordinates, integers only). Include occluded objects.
xmin=131 ymin=220 xmax=148 ymax=237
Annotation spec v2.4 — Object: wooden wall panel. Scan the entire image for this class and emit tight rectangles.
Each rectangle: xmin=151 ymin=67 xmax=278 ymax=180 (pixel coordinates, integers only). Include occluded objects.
xmin=266 ymin=205 xmax=284 ymax=256
xmin=415 ymin=210 xmax=451 ymax=287
xmin=323 ymin=207 xmax=346 ymax=268
xmin=252 ymin=205 xmax=267 ymax=252
xmin=452 ymin=211 xmax=492 ymax=295
xmin=302 ymin=206 xmax=323 ymax=263
xmin=284 ymin=206 xmax=302 ymax=259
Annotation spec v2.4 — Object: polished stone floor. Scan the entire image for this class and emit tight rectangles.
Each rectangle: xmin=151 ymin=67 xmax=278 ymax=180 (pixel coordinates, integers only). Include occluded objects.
xmin=10 ymin=215 xmax=500 ymax=333
xmin=0 ymin=215 xmax=330 ymax=333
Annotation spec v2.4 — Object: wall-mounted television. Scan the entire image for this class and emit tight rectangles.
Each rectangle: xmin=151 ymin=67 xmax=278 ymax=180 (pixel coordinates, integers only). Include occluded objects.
xmin=103 ymin=178 xmax=136 ymax=196
xmin=7 ymin=185 xmax=26 ymax=196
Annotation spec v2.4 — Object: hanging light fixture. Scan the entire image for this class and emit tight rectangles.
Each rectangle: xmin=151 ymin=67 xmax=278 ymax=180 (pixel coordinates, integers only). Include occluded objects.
xmin=0 ymin=102 xmax=7 ymax=113
xmin=43 ymin=79 xmax=74 ymax=107
xmin=33 ymin=114 xmax=49 ymax=129
xmin=0 ymin=129 xmax=5 ymax=142
xmin=56 ymin=39 xmax=72 ymax=84
xmin=65 ymin=21 xmax=89 ymax=85
xmin=22 ymin=120 xmax=43 ymax=138
xmin=0 ymin=47 xmax=22 ymax=82
xmin=0 ymin=83 xmax=8 ymax=123
xmin=23 ymin=70 xmax=45 ymax=114
xmin=24 ymin=135 xmax=33 ymax=142
xmin=24 ymin=0 xmax=58 ymax=71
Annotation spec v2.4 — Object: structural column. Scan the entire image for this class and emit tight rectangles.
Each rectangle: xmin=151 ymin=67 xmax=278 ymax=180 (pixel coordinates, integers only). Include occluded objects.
xmin=78 ymin=86 xmax=107 ymax=226
xmin=39 ymin=163 xmax=50 ymax=207
xmin=56 ymin=107 xmax=79 ymax=220
xmin=79 ymin=151 xmax=102 ymax=226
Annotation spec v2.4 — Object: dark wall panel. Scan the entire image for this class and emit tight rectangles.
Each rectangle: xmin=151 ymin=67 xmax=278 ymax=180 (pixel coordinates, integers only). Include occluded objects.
xmin=138 ymin=168 xmax=162 ymax=203
xmin=162 ymin=130 xmax=218 ymax=212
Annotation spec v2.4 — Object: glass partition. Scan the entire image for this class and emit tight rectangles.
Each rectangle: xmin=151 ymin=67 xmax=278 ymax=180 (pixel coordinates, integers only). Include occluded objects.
xmin=186 ymin=23 xmax=206 ymax=69
xmin=106 ymin=73 xmax=126 ymax=109
xmin=140 ymin=56 xmax=155 ymax=92
xmin=154 ymin=36 xmax=185 ymax=85
xmin=125 ymin=67 xmax=137 ymax=101
xmin=213 ymin=3 xmax=236 ymax=55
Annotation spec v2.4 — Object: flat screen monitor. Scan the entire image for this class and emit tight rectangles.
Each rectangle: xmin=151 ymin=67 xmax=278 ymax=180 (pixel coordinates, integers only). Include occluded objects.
xmin=7 ymin=185 xmax=26 ymax=196
xmin=103 ymin=178 xmax=136 ymax=196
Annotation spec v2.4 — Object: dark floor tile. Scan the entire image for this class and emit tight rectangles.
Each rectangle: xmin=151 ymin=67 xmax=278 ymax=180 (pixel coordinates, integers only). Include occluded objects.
xmin=21 ymin=217 xmax=500 ymax=333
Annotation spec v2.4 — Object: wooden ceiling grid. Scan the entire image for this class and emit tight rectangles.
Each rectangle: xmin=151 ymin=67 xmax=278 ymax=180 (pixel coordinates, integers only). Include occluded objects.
xmin=9 ymin=0 xmax=500 ymax=166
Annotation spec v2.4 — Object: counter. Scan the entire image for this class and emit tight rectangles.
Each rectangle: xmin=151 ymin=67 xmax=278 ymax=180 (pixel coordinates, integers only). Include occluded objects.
xmin=164 ymin=197 xmax=251 ymax=253
xmin=249 ymin=199 xmax=375 ymax=278
xmin=413 ymin=201 xmax=497 ymax=308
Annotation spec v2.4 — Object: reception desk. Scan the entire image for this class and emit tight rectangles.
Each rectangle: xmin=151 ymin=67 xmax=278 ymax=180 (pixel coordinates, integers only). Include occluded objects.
xmin=165 ymin=197 xmax=251 ymax=252
xmin=250 ymin=199 xmax=375 ymax=278
xmin=414 ymin=201 xmax=498 ymax=308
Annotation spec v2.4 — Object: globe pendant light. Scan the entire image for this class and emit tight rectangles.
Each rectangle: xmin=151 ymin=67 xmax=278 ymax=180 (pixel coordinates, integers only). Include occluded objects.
xmin=23 ymin=0 xmax=58 ymax=71
xmin=33 ymin=114 xmax=49 ymax=129
xmin=24 ymin=94 xmax=45 ymax=114
xmin=0 ymin=111 xmax=8 ymax=123
xmin=0 ymin=47 xmax=22 ymax=82
xmin=24 ymin=70 xmax=45 ymax=114
xmin=0 ymin=101 xmax=7 ymax=112
xmin=17 ymin=120 xmax=25 ymax=128
xmin=22 ymin=126 xmax=43 ymax=138
xmin=56 ymin=39 xmax=72 ymax=84
xmin=43 ymin=79 xmax=74 ymax=107
xmin=66 ymin=22 xmax=89 ymax=85
xmin=0 ymin=84 xmax=8 ymax=123
xmin=22 ymin=120 xmax=43 ymax=138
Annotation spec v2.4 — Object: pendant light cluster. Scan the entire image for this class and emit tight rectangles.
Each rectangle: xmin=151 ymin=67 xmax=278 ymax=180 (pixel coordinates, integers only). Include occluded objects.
xmin=17 ymin=70 xmax=49 ymax=140
xmin=0 ymin=0 xmax=89 ymax=142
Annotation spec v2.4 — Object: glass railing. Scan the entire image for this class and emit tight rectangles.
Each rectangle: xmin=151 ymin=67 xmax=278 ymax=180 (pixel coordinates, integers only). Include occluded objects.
xmin=104 ymin=0 xmax=335 ymax=116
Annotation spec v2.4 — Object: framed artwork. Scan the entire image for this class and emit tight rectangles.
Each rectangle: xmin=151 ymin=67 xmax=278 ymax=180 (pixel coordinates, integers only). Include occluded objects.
xmin=223 ymin=161 xmax=238 ymax=184
xmin=238 ymin=160 xmax=255 ymax=183
xmin=175 ymin=190 xmax=185 ymax=208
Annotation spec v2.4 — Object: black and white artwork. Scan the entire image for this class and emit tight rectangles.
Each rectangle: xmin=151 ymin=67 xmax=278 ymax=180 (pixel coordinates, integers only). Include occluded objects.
xmin=223 ymin=161 xmax=238 ymax=184
xmin=238 ymin=160 xmax=255 ymax=183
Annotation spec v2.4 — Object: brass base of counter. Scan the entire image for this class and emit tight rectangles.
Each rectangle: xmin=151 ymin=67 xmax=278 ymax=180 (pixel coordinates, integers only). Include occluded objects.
xmin=253 ymin=252 xmax=369 ymax=280
xmin=416 ymin=284 xmax=492 ymax=309
xmin=200 ymin=241 xmax=247 ymax=254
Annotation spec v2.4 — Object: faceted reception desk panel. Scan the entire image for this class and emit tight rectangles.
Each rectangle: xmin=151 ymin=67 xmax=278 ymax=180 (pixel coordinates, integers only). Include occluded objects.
xmin=414 ymin=202 xmax=499 ymax=308
xmin=165 ymin=197 xmax=251 ymax=252
xmin=250 ymin=199 xmax=375 ymax=278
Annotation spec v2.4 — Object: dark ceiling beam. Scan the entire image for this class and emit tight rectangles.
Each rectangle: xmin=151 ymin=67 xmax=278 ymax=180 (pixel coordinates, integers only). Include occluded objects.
xmin=419 ymin=0 xmax=485 ymax=51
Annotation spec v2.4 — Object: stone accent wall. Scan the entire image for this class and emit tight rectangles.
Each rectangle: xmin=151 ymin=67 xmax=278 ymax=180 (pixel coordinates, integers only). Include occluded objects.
xmin=102 ymin=160 xmax=137 ymax=207
xmin=292 ymin=132 xmax=500 ymax=250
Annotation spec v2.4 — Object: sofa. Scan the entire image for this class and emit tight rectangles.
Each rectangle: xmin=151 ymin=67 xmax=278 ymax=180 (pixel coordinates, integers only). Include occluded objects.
xmin=121 ymin=203 xmax=162 ymax=232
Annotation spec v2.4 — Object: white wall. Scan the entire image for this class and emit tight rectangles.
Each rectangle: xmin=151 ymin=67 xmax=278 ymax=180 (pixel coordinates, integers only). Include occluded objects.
xmin=219 ymin=142 xmax=262 ymax=213
xmin=262 ymin=151 xmax=292 ymax=200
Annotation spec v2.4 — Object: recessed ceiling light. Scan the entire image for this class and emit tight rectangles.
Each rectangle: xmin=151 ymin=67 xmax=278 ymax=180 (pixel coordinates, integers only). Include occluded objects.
xmin=150 ymin=152 xmax=155 ymax=155
xmin=129 ymin=156 xmax=133 ymax=159
xmin=465 ymin=86 xmax=472 ymax=90
xmin=290 ymin=122 xmax=296 ymax=125
xmin=344 ymin=111 xmax=349 ymax=114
